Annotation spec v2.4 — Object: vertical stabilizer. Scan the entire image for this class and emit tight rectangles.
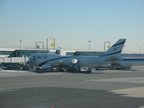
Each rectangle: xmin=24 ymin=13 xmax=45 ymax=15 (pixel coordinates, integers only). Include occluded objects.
xmin=101 ymin=39 xmax=126 ymax=56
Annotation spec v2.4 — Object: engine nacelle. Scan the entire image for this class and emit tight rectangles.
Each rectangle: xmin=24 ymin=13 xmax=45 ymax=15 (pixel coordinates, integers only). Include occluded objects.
xmin=42 ymin=64 xmax=52 ymax=69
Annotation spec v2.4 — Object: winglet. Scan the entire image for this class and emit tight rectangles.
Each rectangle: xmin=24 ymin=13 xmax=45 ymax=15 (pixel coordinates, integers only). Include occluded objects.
xmin=101 ymin=39 xmax=126 ymax=56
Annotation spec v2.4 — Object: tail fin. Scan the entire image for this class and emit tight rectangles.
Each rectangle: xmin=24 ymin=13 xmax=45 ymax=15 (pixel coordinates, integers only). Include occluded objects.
xmin=101 ymin=39 xmax=126 ymax=56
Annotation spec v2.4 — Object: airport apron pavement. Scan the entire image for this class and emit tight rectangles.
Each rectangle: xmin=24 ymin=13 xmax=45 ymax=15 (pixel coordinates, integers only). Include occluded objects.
xmin=0 ymin=67 xmax=144 ymax=108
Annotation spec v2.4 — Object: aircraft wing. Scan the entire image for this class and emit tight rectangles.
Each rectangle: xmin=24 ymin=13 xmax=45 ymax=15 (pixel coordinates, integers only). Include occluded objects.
xmin=40 ymin=57 xmax=78 ymax=69
xmin=105 ymin=56 xmax=122 ymax=62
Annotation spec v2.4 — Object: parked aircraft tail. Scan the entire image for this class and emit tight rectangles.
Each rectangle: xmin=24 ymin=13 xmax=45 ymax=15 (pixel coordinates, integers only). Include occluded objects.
xmin=101 ymin=39 xmax=126 ymax=57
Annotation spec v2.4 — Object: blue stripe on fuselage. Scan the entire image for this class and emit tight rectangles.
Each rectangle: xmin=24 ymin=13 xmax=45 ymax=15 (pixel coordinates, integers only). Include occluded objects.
xmin=39 ymin=56 xmax=71 ymax=66
xmin=123 ymin=58 xmax=144 ymax=61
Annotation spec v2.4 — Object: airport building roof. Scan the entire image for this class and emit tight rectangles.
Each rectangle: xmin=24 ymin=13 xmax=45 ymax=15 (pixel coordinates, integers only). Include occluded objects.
xmin=8 ymin=49 xmax=49 ymax=57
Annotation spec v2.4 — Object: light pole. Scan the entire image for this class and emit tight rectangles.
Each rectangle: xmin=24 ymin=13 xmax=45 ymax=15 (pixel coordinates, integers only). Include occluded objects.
xmin=104 ymin=41 xmax=111 ymax=52
xmin=88 ymin=41 xmax=91 ymax=51
xmin=19 ymin=40 xmax=22 ymax=49
xmin=46 ymin=38 xmax=48 ymax=50
xmin=53 ymin=38 xmax=55 ymax=50
xmin=140 ymin=47 xmax=142 ymax=54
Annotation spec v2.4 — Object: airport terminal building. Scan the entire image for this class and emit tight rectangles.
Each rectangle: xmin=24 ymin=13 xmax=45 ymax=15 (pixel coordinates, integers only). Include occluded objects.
xmin=0 ymin=48 xmax=144 ymax=70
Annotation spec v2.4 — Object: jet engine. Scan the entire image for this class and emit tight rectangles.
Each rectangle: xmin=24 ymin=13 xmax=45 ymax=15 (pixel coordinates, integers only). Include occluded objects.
xmin=42 ymin=64 xmax=52 ymax=70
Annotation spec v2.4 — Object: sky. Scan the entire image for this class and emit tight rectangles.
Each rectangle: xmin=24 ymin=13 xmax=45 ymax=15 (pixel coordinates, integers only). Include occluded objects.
xmin=0 ymin=0 xmax=144 ymax=53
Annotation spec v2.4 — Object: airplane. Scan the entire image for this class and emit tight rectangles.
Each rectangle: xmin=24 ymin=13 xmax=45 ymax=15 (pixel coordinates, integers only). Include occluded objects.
xmin=110 ymin=58 xmax=144 ymax=70
xmin=27 ymin=39 xmax=126 ymax=73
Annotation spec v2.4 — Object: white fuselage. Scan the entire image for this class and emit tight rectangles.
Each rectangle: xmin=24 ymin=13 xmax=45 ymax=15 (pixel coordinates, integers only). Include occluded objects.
xmin=27 ymin=53 xmax=120 ymax=68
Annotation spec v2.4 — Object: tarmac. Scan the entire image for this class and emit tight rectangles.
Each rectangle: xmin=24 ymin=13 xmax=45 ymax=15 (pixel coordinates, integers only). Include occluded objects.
xmin=0 ymin=66 xmax=144 ymax=108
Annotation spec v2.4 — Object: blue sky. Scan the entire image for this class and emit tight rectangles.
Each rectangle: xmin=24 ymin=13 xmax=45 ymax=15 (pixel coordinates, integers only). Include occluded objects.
xmin=0 ymin=0 xmax=144 ymax=53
